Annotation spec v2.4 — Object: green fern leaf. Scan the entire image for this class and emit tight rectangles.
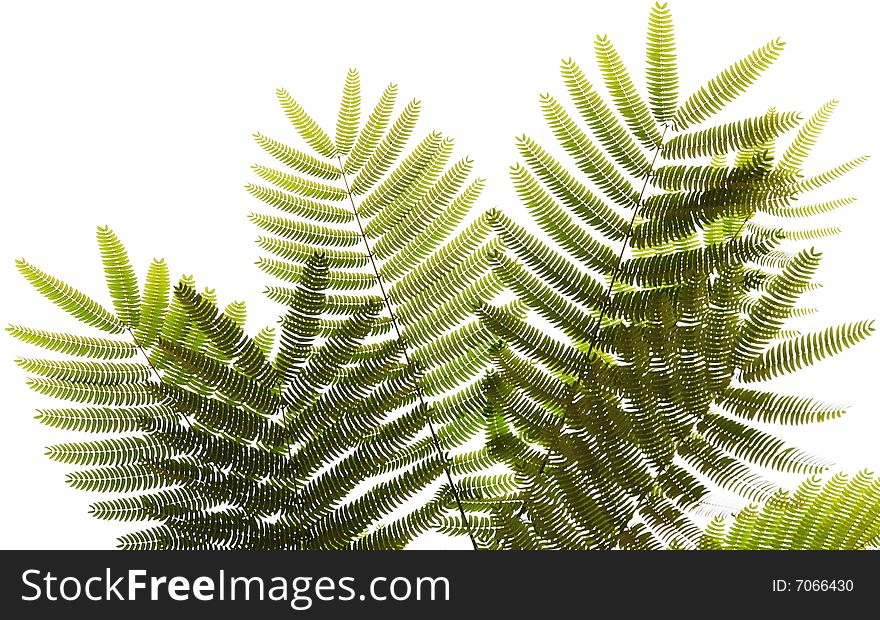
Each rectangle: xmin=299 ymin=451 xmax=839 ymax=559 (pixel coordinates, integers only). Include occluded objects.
xmin=16 ymin=260 xmax=123 ymax=333
xmin=45 ymin=436 xmax=173 ymax=467
xmin=778 ymin=100 xmax=837 ymax=172
xmin=701 ymin=472 xmax=880 ymax=550
xmin=96 ymin=227 xmax=140 ymax=328
xmin=741 ymin=321 xmax=874 ymax=383
xmin=8 ymin=326 xmax=136 ymax=359
xmin=477 ymin=4 xmax=871 ymax=551
xmin=16 ymin=358 xmax=150 ymax=383
xmin=717 ymin=387 xmax=844 ymax=425
xmin=276 ymin=88 xmax=337 ymax=158
xmin=734 ymin=248 xmax=821 ymax=365
xmin=789 ymin=155 xmax=869 ymax=194
xmin=253 ymin=133 xmax=342 ymax=180
xmin=135 ymin=258 xmax=170 ymax=349
xmin=561 ymin=58 xmax=652 ymax=177
xmin=594 ymin=35 xmax=662 ymax=148
xmin=673 ymin=38 xmax=785 ymax=130
xmin=645 ymin=2 xmax=678 ymax=123
xmin=350 ymin=99 xmax=421 ymax=195
xmin=67 ymin=464 xmax=165 ymax=494
xmin=345 ymin=83 xmax=397 ymax=175
xmin=35 ymin=405 xmax=175 ymax=433
xmin=662 ymin=110 xmax=800 ymax=159
xmin=335 ymin=68 xmax=360 ymax=155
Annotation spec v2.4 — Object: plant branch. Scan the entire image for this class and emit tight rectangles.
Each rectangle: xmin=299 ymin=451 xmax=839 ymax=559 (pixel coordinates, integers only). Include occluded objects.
xmin=608 ymin=168 xmax=756 ymax=550
xmin=509 ymin=124 xmax=671 ymax=536
xmin=336 ymin=156 xmax=480 ymax=550
xmin=126 ymin=326 xmax=193 ymax=429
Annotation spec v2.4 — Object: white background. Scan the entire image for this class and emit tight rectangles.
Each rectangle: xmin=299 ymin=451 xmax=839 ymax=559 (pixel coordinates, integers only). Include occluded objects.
xmin=0 ymin=0 xmax=877 ymax=549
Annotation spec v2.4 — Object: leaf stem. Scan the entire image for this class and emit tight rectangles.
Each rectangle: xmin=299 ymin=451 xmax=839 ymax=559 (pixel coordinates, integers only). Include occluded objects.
xmin=509 ymin=124 xmax=671 ymax=541
xmin=126 ymin=326 xmax=193 ymax=429
xmin=336 ymin=156 xmax=480 ymax=550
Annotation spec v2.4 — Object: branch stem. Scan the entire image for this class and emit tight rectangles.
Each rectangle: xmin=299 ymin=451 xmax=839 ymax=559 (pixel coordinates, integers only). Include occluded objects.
xmin=510 ymin=124 xmax=671 ymax=540
xmin=336 ymin=156 xmax=479 ymax=550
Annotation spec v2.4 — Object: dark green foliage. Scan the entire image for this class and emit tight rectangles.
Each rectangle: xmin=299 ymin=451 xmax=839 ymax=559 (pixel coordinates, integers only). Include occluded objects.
xmin=472 ymin=2 xmax=872 ymax=550
xmin=11 ymin=232 xmax=475 ymax=548
xmin=249 ymin=70 xmax=521 ymax=547
xmin=10 ymin=3 xmax=875 ymax=551
xmin=117 ymin=257 xmax=456 ymax=549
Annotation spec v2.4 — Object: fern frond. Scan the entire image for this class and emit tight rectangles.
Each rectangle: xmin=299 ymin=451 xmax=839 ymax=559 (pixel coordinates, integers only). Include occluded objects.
xmin=253 ymin=133 xmax=342 ymax=180
xmin=252 ymin=164 xmax=349 ymax=201
xmin=560 ymin=58 xmax=652 ymax=177
xmin=35 ymin=405 xmax=175 ymax=433
xmin=256 ymin=257 xmax=376 ymax=291
xmin=619 ymin=234 xmax=779 ymax=287
xmin=335 ymin=68 xmax=360 ymax=155
xmin=594 ymin=35 xmax=662 ymax=148
xmin=135 ymin=259 xmax=170 ymax=349
xmin=633 ymin=181 xmax=790 ymax=249
xmin=489 ymin=210 xmax=606 ymax=305
xmin=274 ymin=252 xmax=329 ymax=383
xmin=696 ymin=412 xmax=829 ymax=474
xmin=97 ymin=226 xmax=140 ymax=328
xmin=46 ymin=436 xmax=173 ymax=467
xmin=778 ymin=99 xmax=837 ymax=172
xmin=741 ymin=321 xmax=874 ymax=383
xmin=16 ymin=358 xmax=150 ymax=384
xmin=789 ymin=155 xmax=869 ymax=194
xmin=744 ymin=222 xmax=840 ymax=241
xmin=717 ymin=387 xmax=845 ymax=425
xmin=765 ymin=196 xmax=856 ymax=218
xmin=345 ymin=83 xmax=397 ymax=175
xmin=90 ymin=488 xmax=222 ymax=522
xmin=350 ymin=99 xmax=421 ymax=195
xmin=16 ymin=260 xmax=123 ymax=333
xmin=276 ymin=88 xmax=337 ymax=158
xmin=67 ymin=464 xmax=164 ymax=494
xmin=27 ymin=377 xmax=159 ymax=406
xmin=172 ymin=283 xmax=276 ymax=384
xmin=15 ymin=7 xmax=873 ymax=553
xmin=510 ymin=163 xmax=617 ymax=273
xmin=378 ymin=176 xmax=485 ymax=275
xmin=701 ymin=472 xmax=880 ymax=549
xmin=540 ymin=95 xmax=639 ymax=207
xmin=478 ymin=4 xmax=870 ymax=551
xmin=245 ymin=184 xmax=352 ymax=223
xmin=679 ymin=435 xmax=778 ymax=503
xmin=673 ymin=38 xmax=785 ymax=130
xmin=248 ymin=212 xmax=361 ymax=246
xmin=8 ymin=326 xmax=136 ymax=359
xmin=246 ymin=73 xmax=500 ymax=547
xmin=663 ymin=110 xmax=800 ymax=159
xmin=359 ymin=132 xmax=448 ymax=222
xmin=517 ymin=141 xmax=629 ymax=241
xmin=734 ymin=248 xmax=821 ymax=365
xmin=645 ymin=2 xmax=678 ymax=123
